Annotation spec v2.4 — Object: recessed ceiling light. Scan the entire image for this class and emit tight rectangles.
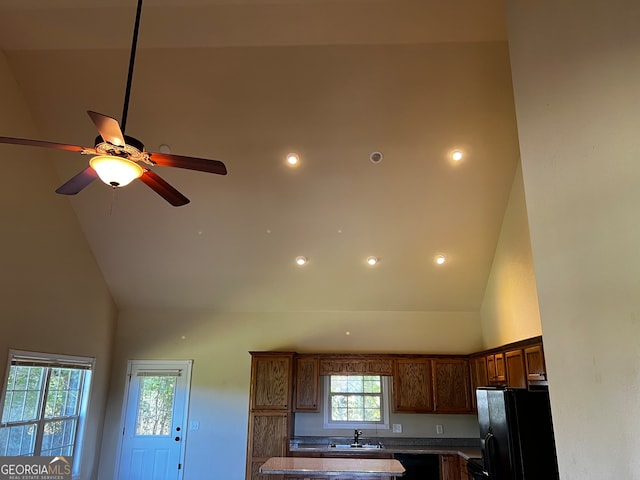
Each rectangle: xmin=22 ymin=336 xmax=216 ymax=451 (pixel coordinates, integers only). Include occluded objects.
xmin=286 ymin=153 xmax=300 ymax=166
xmin=435 ymin=254 xmax=447 ymax=265
xmin=451 ymin=150 xmax=463 ymax=161
xmin=295 ymin=256 xmax=308 ymax=266
xmin=366 ymin=256 xmax=379 ymax=266
xmin=370 ymin=151 xmax=383 ymax=164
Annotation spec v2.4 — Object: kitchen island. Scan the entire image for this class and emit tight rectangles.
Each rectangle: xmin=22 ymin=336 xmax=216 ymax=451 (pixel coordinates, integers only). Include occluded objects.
xmin=259 ymin=457 xmax=405 ymax=477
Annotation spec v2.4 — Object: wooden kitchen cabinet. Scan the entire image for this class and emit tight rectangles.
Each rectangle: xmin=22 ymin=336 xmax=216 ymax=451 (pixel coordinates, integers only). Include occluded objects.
xmin=246 ymin=411 xmax=289 ymax=480
xmin=319 ymin=356 xmax=393 ymax=376
xmin=458 ymin=455 xmax=468 ymax=480
xmin=431 ymin=358 xmax=471 ymax=413
xmin=504 ymin=349 xmax=526 ymax=388
xmin=294 ymin=356 xmax=320 ymax=412
xmin=469 ymin=355 xmax=488 ymax=410
xmin=393 ymin=358 xmax=434 ymax=412
xmin=250 ymin=352 xmax=294 ymax=410
xmin=439 ymin=454 xmax=460 ymax=480
xmin=246 ymin=352 xmax=294 ymax=480
xmin=524 ymin=343 xmax=548 ymax=386
xmin=486 ymin=352 xmax=506 ymax=384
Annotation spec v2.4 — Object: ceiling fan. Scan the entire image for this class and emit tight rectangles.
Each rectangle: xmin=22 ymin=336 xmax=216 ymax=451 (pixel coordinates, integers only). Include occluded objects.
xmin=0 ymin=0 xmax=227 ymax=207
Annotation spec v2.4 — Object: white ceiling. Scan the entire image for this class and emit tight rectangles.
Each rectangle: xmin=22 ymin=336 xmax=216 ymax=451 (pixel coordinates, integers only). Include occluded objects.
xmin=0 ymin=0 xmax=521 ymax=312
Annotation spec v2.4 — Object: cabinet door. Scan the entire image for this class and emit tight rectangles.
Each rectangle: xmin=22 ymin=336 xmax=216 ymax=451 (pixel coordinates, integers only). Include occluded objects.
xmin=524 ymin=344 xmax=547 ymax=383
xmin=469 ymin=356 xmax=488 ymax=411
xmin=458 ymin=455 xmax=468 ymax=480
xmin=487 ymin=353 xmax=506 ymax=384
xmin=505 ymin=349 xmax=526 ymax=388
xmin=494 ymin=353 xmax=506 ymax=382
xmin=319 ymin=357 xmax=393 ymax=375
xmin=432 ymin=359 xmax=471 ymax=413
xmin=439 ymin=454 xmax=460 ymax=480
xmin=250 ymin=353 xmax=293 ymax=410
xmin=246 ymin=412 xmax=289 ymax=480
xmin=393 ymin=358 xmax=433 ymax=412
xmin=295 ymin=356 xmax=320 ymax=412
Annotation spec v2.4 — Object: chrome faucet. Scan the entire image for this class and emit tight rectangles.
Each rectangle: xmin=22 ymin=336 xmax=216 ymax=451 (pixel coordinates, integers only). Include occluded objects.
xmin=353 ymin=429 xmax=363 ymax=446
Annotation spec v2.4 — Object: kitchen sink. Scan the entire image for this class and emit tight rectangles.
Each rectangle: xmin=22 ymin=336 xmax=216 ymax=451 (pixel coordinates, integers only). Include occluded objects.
xmin=330 ymin=443 xmax=384 ymax=449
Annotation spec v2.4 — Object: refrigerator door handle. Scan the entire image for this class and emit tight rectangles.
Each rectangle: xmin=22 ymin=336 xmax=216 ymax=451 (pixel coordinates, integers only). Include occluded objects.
xmin=485 ymin=432 xmax=496 ymax=478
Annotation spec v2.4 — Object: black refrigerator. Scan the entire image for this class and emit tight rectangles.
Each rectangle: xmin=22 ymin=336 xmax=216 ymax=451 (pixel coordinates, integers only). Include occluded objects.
xmin=476 ymin=387 xmax=559 ymax=480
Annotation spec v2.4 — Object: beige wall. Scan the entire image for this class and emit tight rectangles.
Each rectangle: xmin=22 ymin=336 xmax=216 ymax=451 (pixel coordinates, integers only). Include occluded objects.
xmin=480 ymin=162 xmax=542 ymax=348
xmin=0 ymin=51 xmax=118 ymax=480
xmin=97 ymin=309 xmax=482 ymax=480
xmin=507 ymin=1 xmax=640 ymax=478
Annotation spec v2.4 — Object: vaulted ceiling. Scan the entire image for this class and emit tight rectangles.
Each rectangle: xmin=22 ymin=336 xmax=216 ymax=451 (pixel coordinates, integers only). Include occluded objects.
xmin=0 ymin=0 xmax=520 ymax=312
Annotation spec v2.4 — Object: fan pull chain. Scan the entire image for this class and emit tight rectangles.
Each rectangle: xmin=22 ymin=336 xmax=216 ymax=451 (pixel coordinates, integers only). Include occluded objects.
xmin=110 ymin=187 xmax=119 ymax=216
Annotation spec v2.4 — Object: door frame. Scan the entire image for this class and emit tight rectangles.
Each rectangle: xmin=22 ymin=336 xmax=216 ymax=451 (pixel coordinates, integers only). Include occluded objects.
xmin=113 ymin=359 xmax=193 ymax=480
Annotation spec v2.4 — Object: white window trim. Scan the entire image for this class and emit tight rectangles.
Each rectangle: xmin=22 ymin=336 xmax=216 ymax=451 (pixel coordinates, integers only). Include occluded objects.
xmin=0 ymin=349 xmax=95 ymax=480
xmin=322 ymin=376 xmax=390 ymax=430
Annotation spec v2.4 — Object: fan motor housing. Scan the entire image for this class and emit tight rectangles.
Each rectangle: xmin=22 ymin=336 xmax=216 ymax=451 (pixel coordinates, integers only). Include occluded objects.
xmin=94 ymin=134 xmax=145 ymax=153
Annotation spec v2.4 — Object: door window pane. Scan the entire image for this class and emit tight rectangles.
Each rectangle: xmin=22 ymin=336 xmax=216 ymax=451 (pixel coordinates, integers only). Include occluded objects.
xmin=135 ymin=376 xmax=176 ymax=436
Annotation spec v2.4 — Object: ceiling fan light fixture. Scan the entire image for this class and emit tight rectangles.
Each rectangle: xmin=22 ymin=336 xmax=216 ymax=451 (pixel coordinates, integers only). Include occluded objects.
xmin=89 ymin=155 xmax=143 ymax=188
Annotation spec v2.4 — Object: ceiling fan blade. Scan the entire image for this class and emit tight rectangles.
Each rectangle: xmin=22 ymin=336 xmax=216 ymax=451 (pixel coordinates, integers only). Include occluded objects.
xmin=87 ymin=111 xmax=125 ymax=147
xmin=148 ymin=152 xmax=227 ymax=175
xmin=139 ymin=170 xmax=190 ymax=207
xmin=55 ymin=167 xmax=99 ymax=195
xmin=0 ymin=136 xmax=89 ymax=153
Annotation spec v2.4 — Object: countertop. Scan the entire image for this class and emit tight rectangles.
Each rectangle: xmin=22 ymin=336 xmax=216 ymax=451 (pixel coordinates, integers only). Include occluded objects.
xmin=260 ymin=456 xmax=406 ymax=477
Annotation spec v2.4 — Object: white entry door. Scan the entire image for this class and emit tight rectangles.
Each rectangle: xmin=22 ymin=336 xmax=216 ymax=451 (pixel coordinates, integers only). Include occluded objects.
xmin=115 ymin=360 xmax=192 ymax=480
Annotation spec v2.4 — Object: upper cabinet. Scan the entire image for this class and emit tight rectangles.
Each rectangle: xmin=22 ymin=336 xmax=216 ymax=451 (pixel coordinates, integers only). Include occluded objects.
xmin=318 ymin=356 xmax=393 ymax=376
xmin=393 ymin=358 xmax=434 ymax=413
xmin=469 ymin=356 xmax=488 ymax=410
xmin=486 ymin=352 xmax=506 ymax=385
xmin=249 ymin=352 xmax=294 ymax=411
xmin=504 ymin=349 xmax=527 ymax=388
xmin=474 ymin=337 xmax=548 ymax=391
xmin=392 ymin=357 xmax=472 ymax=414
xmin=524 ymin=344 xmax=548 ymax=386
xmin=294 ymin=356 xmax=320 ymax=412
xmin=431 ymin=358 xmax=471 ymax=413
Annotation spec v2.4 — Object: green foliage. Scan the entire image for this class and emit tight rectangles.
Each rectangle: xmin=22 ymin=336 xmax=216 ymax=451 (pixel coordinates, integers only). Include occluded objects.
xmin=0 ymin=365 xmax=86 ymax=457
xmin=329 ymin=375 xmax=383 ymax=424
xmin=135 ymin=376 xmax=176 ymax=436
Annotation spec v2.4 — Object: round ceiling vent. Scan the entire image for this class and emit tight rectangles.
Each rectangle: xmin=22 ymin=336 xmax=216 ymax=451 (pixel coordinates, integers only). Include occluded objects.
xmin=369 ymin=151 xmax=383 ymax=164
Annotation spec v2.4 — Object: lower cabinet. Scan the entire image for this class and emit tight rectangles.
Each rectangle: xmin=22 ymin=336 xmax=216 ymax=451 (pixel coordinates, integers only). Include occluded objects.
xmin=458 ymin=456 xmax=468 ymax=480
xmin=439 ymin=455 xmax=460 ymax=480
xmin=246 ymin=412 xmax=290 ymax=480
xmin=394 ymin=453 xmax=439 ymax=480
xmin=285 ymin=477 xmax=387 ymax=480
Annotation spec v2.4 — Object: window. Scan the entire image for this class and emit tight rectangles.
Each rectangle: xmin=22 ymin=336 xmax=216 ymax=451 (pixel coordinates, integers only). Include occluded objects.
xmin=323 ymin=375 xmax=390 ymax=429
xmin=0 ymin=351 xmax=93 ymax=475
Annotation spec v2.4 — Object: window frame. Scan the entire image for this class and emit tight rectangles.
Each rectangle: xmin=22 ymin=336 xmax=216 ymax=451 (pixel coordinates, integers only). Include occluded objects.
xmin=322 ymin=375 xmax=390 ymax=430
xmin=0 ymin=350 xmax=94 ymax=479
